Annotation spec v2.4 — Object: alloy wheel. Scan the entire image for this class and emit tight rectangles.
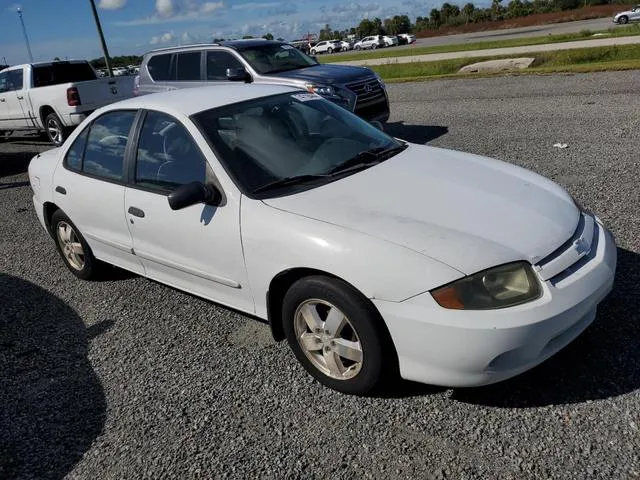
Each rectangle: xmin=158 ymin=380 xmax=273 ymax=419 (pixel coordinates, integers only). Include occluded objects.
xmin=294 ymin=299 xmax=363 ymax=380
xmin=56 ymin=221 xmax=85 ymax=271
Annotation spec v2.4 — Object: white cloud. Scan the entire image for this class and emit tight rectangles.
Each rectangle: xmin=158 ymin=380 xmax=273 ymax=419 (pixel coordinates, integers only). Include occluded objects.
xmin=232 ymin=2 xmax=279 ymax=9
xmin=201 ymin=2 xmax=224 ymax=13
xmin=98 ymin=0 xmax=127 ymax=9
xmin=150 ymin=30 xmax=176 ymax=44
xmin=156 ymin=0 xmax=175 ymax=17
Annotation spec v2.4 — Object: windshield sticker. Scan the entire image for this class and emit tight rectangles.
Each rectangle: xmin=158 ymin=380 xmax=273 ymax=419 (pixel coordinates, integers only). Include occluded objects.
xmin=292 ymin=93 xmax=322 ymax=102
xmin=281 ymin=44 xmax=294 ymax=50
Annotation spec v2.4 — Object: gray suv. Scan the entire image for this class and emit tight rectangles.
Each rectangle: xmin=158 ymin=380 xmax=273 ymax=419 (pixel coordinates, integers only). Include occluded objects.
xmin=135 ymin=39 xmax=390 ymax=123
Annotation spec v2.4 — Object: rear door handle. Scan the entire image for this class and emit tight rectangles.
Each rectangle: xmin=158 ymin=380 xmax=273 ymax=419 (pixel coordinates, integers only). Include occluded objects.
xmin=17 ymin=95 xmax=24 ymax=100
xmin=0 ymin=98 xmax=5 ymax=102
xmin=128 ymin=206 xmax=145 ymax=218
xmin=55 ymin=186 xmax=66 ymax=195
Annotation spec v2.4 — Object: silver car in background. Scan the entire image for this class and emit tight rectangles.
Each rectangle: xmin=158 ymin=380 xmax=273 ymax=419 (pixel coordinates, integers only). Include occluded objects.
xmin=613 ymin=5 xmax=640 ymax=24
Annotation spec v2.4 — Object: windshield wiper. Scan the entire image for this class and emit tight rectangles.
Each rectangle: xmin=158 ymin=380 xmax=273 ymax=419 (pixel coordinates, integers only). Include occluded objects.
xmin=252 ymin=174 xmax=329 ymax=194
xmin=326 ymin=144 xmax=408 ymax=176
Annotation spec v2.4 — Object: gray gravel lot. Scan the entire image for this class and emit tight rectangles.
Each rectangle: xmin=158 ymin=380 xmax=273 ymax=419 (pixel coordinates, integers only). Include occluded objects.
xmin=1 ymin=71 xmax=639 ymax=479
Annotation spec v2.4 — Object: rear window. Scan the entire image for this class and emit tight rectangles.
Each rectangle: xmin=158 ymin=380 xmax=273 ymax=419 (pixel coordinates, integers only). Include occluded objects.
xmin=176 ymin=52 xmax=201 ymax=81
xmin=147 ymin=53 xmax=172 ymax=81
xmin=32 ymin=62 xmax=96 ymax=88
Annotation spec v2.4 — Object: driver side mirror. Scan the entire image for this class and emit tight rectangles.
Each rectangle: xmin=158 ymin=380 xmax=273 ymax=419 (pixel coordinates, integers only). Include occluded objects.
xmin=226 ymin=67 xmax=251 ymax=83
xmin=168 ymin=182 xmax=222 ymax=210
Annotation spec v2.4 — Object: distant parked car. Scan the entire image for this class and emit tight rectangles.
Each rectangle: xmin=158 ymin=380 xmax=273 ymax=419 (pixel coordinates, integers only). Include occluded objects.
xmin=310 ymin=40 xmax=342 ymax=55
xmin=354 ymin=35 xmax=385 ymax=50
xmin=398 ymin=33 xmax=417 ymax=44
xmin=613 ymin=5 xmax=640 ymax=24
xmin=383 ymin=35 xmax=399 ymax=47
xmin=339 ymin=40 xmax=352 ymax=51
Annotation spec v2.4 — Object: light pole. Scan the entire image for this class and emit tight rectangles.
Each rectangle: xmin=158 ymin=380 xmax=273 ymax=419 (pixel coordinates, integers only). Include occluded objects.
xmin=17 ymin=8 xmax=34 ymax=63
xmin=88 ymin=0 xmax=114 ymax=77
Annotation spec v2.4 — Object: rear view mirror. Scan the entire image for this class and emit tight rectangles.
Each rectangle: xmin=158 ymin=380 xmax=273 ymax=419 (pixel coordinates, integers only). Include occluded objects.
xmin=226 ymin=67 xmax=251 ymax=82
xmin=168 ymin=182 xmax=221 ymax=210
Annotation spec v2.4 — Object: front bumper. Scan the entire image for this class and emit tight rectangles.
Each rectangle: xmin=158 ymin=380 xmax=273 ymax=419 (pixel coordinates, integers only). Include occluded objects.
xmin=374 ymin=218 xmax=617 ymax=387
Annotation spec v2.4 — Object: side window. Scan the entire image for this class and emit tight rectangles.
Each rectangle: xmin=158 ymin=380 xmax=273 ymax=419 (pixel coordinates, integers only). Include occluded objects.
xmin=64 ymin=127 xmax=89 ymax=170
xmin=134 ymin=111 xmax=206 ymax=191
xmin=8 ymin=70 xmax=24 ymax=91
xmin=176 ymin=52 xmax=201 ymax=81
xmin=0 ymin=72 xmax=8 ymax=92
xmin=147 ymin=54 xmax=172 ymax=81
xmin=206 ymin=51 xmax=243 ymax=80
xmin=83 ymin=111 xmax=136 ymax=180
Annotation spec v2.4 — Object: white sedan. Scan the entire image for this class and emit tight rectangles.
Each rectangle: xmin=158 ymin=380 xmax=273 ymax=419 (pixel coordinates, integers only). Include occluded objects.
xmin=28 ymin=84 xmax=617 ymax=395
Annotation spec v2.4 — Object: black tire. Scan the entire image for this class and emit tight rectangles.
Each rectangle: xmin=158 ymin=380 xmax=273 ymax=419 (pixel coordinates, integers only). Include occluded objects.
xmin=619 ymin=15 xmax=628 ymax=24
xmin=310 ymin=49 xmax=317 ymax=55
xmin=355 ymin=46 xmax=361 ymax=51
xmin=372 ymin=44 xmax=377 ymax=50
xmin=328 ymin=47 xmax=333 ymax=54
xmin=50 ymin=210 xmax=101 ymax=280
xmin=282 ymin=275 xmax=395 ymax=395
xmin=44 ymin=112 xmax=69 ymax=146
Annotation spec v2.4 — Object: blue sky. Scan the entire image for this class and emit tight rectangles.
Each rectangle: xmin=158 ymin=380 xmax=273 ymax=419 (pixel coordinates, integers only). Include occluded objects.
xmin=0 ymin=0 xmax=447 ymax=64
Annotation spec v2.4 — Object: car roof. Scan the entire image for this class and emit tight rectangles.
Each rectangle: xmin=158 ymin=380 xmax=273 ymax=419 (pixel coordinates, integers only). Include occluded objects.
xmin=105 ymin=84 xmax=301 ymax=117
xmin=149 ymin=39 xmax=285 ymax=54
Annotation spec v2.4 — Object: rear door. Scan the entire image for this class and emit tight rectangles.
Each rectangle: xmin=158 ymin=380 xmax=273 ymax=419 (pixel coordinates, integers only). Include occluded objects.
xmin=52 ymin=109 xmax=143 ymax=273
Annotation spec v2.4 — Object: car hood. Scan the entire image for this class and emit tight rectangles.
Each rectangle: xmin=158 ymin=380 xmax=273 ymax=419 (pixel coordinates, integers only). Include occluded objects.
xmin=263 ymin=145 xmax=580 ymax=274
xmin=268 ymin=63 xmax=375 ymax=85
xmin=614 ymin=9 xmax=633 ymax=16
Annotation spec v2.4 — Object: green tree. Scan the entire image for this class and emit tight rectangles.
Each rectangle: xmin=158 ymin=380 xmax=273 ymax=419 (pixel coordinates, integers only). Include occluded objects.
xmin=319 ymin=24 xmax=333 ymax=40
xmin=429 ymin=8 xmax=442 ymax=26
xmin=462 ymin=2 xmax=476 ymax=22
xmin=242 ymin=35 xmax=254 ymax=39
xmin=262 ymin=32 xmax=274 ymax=40
xmin=357 ymin=18 xmax=375 ymax=36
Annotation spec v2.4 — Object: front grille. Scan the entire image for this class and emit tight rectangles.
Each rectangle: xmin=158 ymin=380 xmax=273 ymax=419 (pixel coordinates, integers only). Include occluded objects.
xmin=346 ymin=77 xmax=388 ymax=119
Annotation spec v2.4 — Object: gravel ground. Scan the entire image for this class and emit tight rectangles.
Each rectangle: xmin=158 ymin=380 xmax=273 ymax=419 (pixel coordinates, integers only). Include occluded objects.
xmin=1 ymin=71 xmax=639 ymax=479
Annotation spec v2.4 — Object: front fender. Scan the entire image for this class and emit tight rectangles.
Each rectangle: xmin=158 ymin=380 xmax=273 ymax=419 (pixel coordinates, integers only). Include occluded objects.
xmin=242 ymin=199 xmax=464 ymax=319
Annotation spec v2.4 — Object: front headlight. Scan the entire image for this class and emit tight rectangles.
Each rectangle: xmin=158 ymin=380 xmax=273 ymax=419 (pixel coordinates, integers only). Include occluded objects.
xmin=305 ymin=83 xmax=335 ymax=96
xmin=431 ymin=262 xmax=542 ymax=310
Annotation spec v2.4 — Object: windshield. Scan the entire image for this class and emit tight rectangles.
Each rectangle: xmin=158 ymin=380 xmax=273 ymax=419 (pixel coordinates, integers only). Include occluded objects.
xmin=236 ymin=43 xmax=318 ymax=74
xmin=192 ymin=92 xmax=404 ymax=198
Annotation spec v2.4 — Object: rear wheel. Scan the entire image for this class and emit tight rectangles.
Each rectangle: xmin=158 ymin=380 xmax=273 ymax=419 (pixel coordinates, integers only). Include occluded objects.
xmin=51 ymin=210 xmax=101 ymax=280
xmin=45 ymin=112 xmax=69 ymax=146
xmin=372 ymin=44 xmax=377 ymax=50
xmin=355 ymin=46 xmax=361 ymax=51
xmin=619 ymin=15 xmax=629 ymax=24
xmin=328 ymin=47 xmax=333 ymax=54
xmin=310 ymin=49 xmax=317 ymax=55
xmin=283 ymin=276 xmax=393 ymax=395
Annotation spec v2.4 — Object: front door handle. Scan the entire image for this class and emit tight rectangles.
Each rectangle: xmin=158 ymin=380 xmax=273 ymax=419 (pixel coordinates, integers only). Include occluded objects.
xmin=17 ymin=95 xmax=24 ymax=100
xmin=0 ymin=98 xmax=5 ymax=102
xmin=128 ymin=206 xmax=145 ymax=218
xmin=55 ymin=186 xmax=66 ymax=195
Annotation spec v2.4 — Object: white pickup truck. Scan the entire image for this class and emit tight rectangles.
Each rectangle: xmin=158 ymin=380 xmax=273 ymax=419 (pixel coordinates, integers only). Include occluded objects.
xmin=0 ymin=60 xmax=134 ymax=145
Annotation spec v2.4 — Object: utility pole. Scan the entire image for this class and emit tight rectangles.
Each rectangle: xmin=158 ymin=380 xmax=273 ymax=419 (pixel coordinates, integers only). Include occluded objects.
xmin=88 ymin=0 xmax=113 ymax=77
xmin=17 ymin=8 xmax=34 ymax=63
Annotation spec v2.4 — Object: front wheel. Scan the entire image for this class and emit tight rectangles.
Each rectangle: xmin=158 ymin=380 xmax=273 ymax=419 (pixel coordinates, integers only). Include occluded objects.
xmin=283 ymin=276 xmax=393 ymax=395
xmin=328 ymin=47 xmax=333 ymax=54
xmin=310 ymin=49 xmax=317 ymax=55
xmin=372 ymin=44 xmax=377 ymax=50
xmin=618 ymin=15 xmax=629 ymax=24
xmin=355 ymin=46 xmax=361 ymax=51
xmin=45 ymin=112 xmax=69 ymax=146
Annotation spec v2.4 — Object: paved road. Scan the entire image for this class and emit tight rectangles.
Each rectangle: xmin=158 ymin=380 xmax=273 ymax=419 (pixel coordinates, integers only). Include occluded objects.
xmin=1 ymin=71 xmax=639 ymax=479
xmin=337 ymin=34 xmax=640 ymax=66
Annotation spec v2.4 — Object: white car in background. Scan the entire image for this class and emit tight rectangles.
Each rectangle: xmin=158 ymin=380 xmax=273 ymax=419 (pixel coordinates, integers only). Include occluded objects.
xmin=613 ymin=5 xmax=640 ymax=24
xmin=28 ymin=84 xmax=616 ymax=395
xmin=339 ymin=40 xmax=352 ymax=51
xmin=354 ymin=35 xmax=385 ymax=50
xmin=310 ymin=40 xmax=342 ymax=54
xmin=383 ymin=35 xmax=399 ymax=47
xmin=398 ymin=33 xmax=417 ymax=44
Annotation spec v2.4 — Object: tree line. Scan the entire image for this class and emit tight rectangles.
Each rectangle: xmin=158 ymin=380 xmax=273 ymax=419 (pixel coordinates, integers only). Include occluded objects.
xmin=317 ymin=0 xmax=628 ymax=39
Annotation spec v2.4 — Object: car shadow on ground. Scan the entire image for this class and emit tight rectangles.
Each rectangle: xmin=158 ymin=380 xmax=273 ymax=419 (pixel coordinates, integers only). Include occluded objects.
xmin=450 ymin=247 xmax=640 ymax=408
xmin=0 ymin=150 xmax=39 ymax=178
xmin=384 ymin=122 xmax=448 ymax=145
xmin=0 ymin=274 xmax=107 ymax=479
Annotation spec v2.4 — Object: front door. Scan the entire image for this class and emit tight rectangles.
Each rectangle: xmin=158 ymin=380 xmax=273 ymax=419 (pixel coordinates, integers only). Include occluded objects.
xmin=124 ymin=110 xmax=254 ymax=313
xmin=52 ymin=109 xmax=143 ymax=273
xmin=0 ymin=69 xmax=30 ymax=130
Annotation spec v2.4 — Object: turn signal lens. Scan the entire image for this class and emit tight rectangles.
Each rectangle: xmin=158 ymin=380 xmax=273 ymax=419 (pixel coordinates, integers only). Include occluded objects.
xmin=431 ymin=262 xmax=541 ymax=310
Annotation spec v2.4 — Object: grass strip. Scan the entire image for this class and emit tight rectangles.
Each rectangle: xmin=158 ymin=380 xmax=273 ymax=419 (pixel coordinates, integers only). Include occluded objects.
xmin=367 ymin=43 xmax=640 ymax=82
xmin=319 ymin=24 xmax=640 ymax=64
